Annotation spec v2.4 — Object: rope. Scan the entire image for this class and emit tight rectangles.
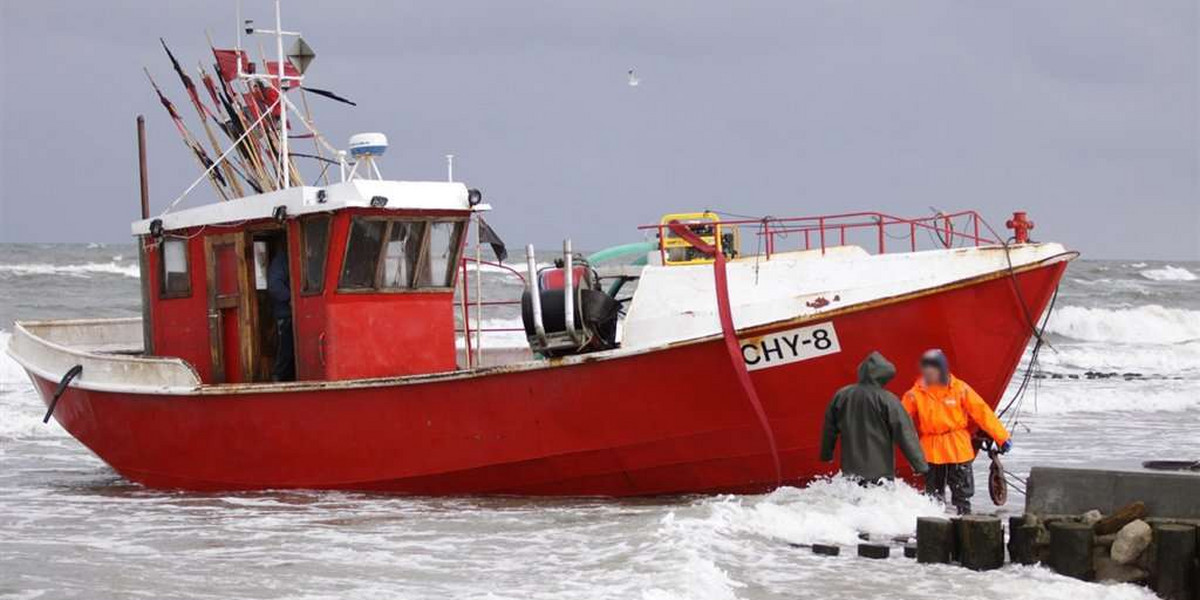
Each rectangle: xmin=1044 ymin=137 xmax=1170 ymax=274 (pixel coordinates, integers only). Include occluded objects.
xmin=159 ymin=95 xmax=282 ymax=217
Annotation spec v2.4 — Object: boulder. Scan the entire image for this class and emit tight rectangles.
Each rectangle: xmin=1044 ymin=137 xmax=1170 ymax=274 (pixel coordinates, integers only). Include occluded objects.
xmin=1095 ymin=501 xmax=1147 ymax=536
xmin=1111 ymin=519 xmax=1153 ymax=565
xmin=1081 ymin=510 xmax=1104 ymax=526
xmin=1094 ymin=556 xmax=1149 ymax=584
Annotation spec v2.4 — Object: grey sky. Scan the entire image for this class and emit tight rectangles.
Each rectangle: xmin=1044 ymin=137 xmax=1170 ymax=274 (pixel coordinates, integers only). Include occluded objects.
xmin=2 ymin=1 xmax=1197 ymax=259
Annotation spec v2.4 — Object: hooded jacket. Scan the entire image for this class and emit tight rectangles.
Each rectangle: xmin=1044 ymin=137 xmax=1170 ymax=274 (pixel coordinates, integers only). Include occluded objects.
xmin=820 ymin=352 xmax=929 ymax=481
xmin=901 ymin=374 xmax=1009 ymax=465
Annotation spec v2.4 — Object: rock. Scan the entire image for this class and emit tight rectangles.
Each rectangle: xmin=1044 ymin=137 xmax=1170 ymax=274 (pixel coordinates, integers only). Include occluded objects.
xmin=1111 ymin=519 xmax=1153 ymax=565
xmin=1094 ymin=556 xmax=1149 ymax=584
xmin=1095 ymin=501 xmax=1147 ymax=536
xmin=1081 ymin=510 xmax=1103 ymax=526
xmin=903 ymin=543 xmax=917 ymax=558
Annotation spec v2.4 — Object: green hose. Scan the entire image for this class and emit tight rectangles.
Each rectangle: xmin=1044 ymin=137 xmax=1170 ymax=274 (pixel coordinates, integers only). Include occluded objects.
xmin=586 ymin=241 xmax=656 ymax=266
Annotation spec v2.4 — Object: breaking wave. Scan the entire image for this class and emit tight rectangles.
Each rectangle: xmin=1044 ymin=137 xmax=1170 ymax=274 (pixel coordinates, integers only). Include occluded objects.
xmin=1139 ymin=265 xmax=1197 ymax=282
xmin=1047 ymin=305 xmax=1200 ymax=344
xmin=0 ymin=261 xmax=139 ymax=279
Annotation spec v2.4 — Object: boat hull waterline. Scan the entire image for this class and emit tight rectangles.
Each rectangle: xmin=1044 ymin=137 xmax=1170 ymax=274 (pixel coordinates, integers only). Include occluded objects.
xmin=19 ymin=259 xmax=1067 ymax=495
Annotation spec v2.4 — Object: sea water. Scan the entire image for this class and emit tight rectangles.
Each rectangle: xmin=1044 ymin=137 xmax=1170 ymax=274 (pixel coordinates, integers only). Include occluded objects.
xmin=1 ymin=243 xmax=1196 ymax=600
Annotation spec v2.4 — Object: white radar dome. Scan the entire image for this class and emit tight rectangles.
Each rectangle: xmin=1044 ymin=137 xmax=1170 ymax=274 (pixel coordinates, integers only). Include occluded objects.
xmin=348 ymin=132 xmax=388 ymax=158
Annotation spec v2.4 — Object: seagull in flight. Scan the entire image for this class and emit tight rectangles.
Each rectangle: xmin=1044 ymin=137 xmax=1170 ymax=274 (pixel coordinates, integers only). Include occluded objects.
xmin=627 ymin=69 xmax=640 ymax=87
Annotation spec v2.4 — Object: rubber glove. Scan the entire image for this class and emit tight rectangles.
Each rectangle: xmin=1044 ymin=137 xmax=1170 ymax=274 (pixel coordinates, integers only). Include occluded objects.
xmin=999 ymin=439 xmax=1013 ymax=454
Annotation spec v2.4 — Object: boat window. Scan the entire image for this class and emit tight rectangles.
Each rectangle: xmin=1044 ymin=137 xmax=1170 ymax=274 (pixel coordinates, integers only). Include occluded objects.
xmin=340 ymin=218 xmax=386 ymax=289
xmin=338 ymin=216 xmax=466 ymax=292
xmin=381 ymin=221 xmax=426 ymax=289
xmin=301 ymin=216 xmax=331 ymax=294
xmin=160 ymin=237 xmax=191 ymax=298
xmin=417 ymin=221 xmax=464 ymax=288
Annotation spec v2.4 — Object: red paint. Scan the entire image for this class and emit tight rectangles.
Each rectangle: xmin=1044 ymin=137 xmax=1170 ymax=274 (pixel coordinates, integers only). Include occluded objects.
xmin=1006 ymin=212 xmax=1035 ymax=244
xmin=667 ymin=220 xmax=781 ymax=486
xmin=26 ymin=260 xmax=1067 ymax=494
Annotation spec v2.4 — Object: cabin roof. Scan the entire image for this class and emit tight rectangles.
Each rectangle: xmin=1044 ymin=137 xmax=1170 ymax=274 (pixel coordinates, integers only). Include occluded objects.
xmin=132 ymin=180 xmax=471 ymax=235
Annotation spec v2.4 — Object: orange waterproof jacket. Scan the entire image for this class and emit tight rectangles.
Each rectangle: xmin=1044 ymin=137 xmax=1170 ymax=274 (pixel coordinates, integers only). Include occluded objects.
xmin=901 ymin=375 xmax=1009 ymax=465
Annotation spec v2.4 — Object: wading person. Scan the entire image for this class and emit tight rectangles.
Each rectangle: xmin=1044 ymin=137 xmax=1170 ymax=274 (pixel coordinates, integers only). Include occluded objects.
xmin=820 ymin=352 xmax=928 ymax=484
xmin=267 ymin=251 xmax=295 ymax=382
xmin=902 ymin=349 xmax=1011 ymax=514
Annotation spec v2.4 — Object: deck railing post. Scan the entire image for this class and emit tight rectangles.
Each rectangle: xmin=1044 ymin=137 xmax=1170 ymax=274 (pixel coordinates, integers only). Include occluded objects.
xmin=974 ymin=215 xmax=981 ymax=246
xmin=563 ymin=239 xmax=583 ymax=345
xmin=910 ymin=222 xmax=916 ymax=252
xmin=459 ymin=258 xmax=472 ymax=368
xmin=878 ymin=218 xmax=885 ymax=254
xmin=819 ymin=217 xmax=826 ymax=255
xmin=526 ymin=244 xmax=547 ymax=346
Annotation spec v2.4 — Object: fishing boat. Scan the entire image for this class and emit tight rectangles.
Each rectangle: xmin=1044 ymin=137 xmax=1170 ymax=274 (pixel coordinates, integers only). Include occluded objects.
xmin=7 ymin=3 xmax=1074 ymax=495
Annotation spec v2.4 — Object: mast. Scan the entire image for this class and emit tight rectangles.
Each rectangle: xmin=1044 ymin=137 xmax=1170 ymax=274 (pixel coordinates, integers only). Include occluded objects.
xmin=274 ymin=0 xmax=288 ymax=189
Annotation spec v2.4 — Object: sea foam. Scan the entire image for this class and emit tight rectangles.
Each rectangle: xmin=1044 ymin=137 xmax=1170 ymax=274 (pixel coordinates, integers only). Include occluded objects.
xmin=0 ymin=261 xmax=139 ymax=278
xmin=1139 ymin=265 xmax=1197 ymax=282
xmin=1047 ymin=305 xmax=1200 ymax=344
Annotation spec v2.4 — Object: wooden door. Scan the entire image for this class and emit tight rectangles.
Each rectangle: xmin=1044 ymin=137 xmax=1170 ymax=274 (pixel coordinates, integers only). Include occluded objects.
xmin=204 ymin=233 xmax=255 ymax=383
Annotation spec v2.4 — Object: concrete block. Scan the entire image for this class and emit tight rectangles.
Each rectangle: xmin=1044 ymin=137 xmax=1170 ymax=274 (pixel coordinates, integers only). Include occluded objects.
xmin=1026 ymin=467 xmax=1200 ymax=519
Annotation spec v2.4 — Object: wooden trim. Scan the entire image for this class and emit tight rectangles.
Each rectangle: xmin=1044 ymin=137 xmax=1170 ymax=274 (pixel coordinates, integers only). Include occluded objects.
xmin=203 ymin=235 xmax=224 ymax=382
xmin=137 ymin=239 xmax=155 ymax=355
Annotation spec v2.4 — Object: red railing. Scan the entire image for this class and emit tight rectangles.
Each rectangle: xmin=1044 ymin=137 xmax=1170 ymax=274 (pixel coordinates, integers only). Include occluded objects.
xmin=638 ymin=210 xmax=1001 ymax=263
xmin=457 ymin=257 xmax=526 ymax=368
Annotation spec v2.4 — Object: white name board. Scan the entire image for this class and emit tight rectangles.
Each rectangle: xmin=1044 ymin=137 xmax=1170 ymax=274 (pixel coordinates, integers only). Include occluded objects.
xmin=739 ymin=322 xmax=841 ymax=371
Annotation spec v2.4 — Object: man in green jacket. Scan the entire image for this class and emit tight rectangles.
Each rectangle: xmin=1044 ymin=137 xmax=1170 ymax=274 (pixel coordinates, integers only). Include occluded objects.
xmin=820 ymin=352 xmax=928 ymax=483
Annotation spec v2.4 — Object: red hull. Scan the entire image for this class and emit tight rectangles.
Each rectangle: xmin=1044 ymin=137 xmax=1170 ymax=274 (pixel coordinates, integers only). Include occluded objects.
xmin=26 ymin=261 xmax=1066 ymax=495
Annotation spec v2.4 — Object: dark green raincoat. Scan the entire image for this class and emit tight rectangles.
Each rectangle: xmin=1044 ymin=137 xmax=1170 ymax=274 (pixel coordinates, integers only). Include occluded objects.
xmin=820 ymin=352 xmax=928 ymax=481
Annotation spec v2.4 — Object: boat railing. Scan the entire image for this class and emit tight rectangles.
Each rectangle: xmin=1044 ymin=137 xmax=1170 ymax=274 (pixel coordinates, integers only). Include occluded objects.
xmin=638 ymin=210 xmax=1003 ymax=263
xmin=456 ymin=256 xmax=526 ymax=369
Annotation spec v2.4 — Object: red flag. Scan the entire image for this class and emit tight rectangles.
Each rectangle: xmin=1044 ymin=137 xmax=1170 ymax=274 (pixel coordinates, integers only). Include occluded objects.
xmin=213 ymin=49 xmax=254 ymax=81
xmin=263 ymin=60 xmax=301 ymax=89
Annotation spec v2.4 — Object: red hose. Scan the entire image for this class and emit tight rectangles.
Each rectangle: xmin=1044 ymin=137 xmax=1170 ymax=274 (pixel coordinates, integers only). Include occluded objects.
xmin=666 ymin=222 xmax=783 ymax=488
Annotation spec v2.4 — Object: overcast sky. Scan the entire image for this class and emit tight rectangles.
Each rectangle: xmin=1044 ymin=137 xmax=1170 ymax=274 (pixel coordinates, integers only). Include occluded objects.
xmin=1 ymin=1 xmax=1197 ymax=259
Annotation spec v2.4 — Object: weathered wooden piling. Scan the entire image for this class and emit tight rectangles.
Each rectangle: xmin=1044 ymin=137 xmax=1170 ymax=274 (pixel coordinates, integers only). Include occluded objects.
xmin=811 ymin=543 xmax=840 ymax=557
xmin=916 ymin=517 xmax=954 ymax=564
xmin=1095 ymin=501 xmax=1147 ymax=536
xmin=1152 ymin=524 xmax=1196 ymax=600
xmin=1048 ymin=522 xmax=1094 ymax=581
xmin=903 ymin=543 xmax=917 ymax=559
xmin=1007 ymin=515 xmax=1040 ymax=565
xmin=957 ymin=515 xmax=1005 ymax=571
xmin=858 ymin=543 xmax=890 ymax=559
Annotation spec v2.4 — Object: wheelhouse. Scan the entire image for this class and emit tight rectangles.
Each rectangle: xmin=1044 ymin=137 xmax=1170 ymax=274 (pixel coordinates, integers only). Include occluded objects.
xmin=132 ymin=180 xmax=472 ymax=384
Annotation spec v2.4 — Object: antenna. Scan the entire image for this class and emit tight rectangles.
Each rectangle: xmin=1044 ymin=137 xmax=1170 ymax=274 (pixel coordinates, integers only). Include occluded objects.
xmin=446 ymin=154 xmax=455 ymax=182
xmin=241 ymin=0 xmax=303 ymax=189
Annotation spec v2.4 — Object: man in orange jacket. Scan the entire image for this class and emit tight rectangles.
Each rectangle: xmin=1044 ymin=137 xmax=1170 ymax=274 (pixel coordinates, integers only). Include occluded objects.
xmin=901 ymin=349 xmax=1011 ymax=514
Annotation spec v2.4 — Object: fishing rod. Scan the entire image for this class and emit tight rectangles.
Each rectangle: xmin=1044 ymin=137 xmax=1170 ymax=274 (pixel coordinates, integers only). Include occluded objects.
xmin=144 ymin=68 xmax=230 ymax=201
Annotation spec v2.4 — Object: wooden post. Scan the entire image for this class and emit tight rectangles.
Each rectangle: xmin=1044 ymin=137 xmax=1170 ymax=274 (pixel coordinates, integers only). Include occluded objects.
xmin=957 ymin=515 xmax=1005 ymax=571
xmin=1153 ymin=524 xmax=1196 ymax=600
xmin=917 ymin=517 xmax=954 ymax=564
xmin=811 ymin=543 xmax=840 ymax=556
xmin=1007 ymin=516 xmax=1040 ymax=566
xmin=858 ymin=543 xmax=890 ymax=559
xmin=137 ymin=115 xmax=150 ymax=219
xmin=1049 ymin=522 xmax=1094 ymax=581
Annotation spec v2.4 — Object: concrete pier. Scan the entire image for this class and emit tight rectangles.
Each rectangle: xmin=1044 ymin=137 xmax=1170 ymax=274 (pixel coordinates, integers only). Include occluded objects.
xmin=1026 ymin=467 xmax=1200 ymax=519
